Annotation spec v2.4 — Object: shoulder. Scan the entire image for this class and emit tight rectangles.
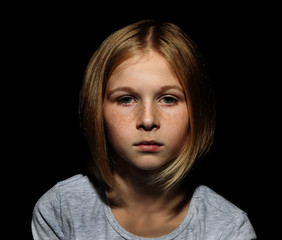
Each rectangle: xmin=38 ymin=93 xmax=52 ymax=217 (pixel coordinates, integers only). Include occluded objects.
xmin=190 ymin=185 xmax=257 ymax=239
xmin=34 ymin=174 xmax=100 ymax=209
xmin=32 ymin=174 xmax=105 ymax=239
xmin=54 ymin=174 xmax=94 ymax=193
xmin=52 ymin=174 xmax=96 ymax=197
xmin=193 ymin=185 xmax=244 ymax=216
xmin=32 ymin=174 xmax=105 ymax=225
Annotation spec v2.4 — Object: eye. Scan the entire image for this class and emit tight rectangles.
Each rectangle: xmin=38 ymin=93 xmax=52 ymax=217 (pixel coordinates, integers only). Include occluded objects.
xmin=160 ymin=96 xmax=178 ymax=105
xmin=118 ymin=96 xmax=136 ymax=105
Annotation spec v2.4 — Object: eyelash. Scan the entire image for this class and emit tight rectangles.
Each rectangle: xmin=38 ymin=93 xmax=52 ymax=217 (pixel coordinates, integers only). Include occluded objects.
xmin=118 ymin=96 xmax=136 ymax=105
xmin=117 ymin=96 xmax=178 ymax=106
xmin=160 ymin=96 xmax=178 ymax=105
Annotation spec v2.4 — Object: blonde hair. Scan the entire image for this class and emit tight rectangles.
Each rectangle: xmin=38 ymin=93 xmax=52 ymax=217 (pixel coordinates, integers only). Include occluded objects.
xmin=79 ymin=20 xmax=216 ymax=191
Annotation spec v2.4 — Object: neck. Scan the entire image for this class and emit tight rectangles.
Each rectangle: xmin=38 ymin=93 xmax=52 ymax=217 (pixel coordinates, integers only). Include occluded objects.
xmin=108 ymin=158 xmax=190 ymax=215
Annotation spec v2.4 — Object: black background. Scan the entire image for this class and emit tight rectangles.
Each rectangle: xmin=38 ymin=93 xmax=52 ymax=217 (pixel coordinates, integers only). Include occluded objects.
xmin=4 ymin=2 xmax=279 ymax=239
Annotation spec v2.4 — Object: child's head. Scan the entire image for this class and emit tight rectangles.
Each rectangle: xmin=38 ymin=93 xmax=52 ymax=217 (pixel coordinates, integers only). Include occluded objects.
xmin=79 ymin=20 xmax=216 ymax=191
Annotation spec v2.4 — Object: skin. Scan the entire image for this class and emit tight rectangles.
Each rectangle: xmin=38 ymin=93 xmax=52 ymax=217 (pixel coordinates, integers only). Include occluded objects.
xmin=103 ymin=51 xmax=190 ymax=237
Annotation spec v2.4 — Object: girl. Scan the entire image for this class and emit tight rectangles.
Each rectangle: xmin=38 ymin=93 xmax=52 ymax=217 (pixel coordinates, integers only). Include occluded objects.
xmin=32 ymin=20 xmax=257 ymax=239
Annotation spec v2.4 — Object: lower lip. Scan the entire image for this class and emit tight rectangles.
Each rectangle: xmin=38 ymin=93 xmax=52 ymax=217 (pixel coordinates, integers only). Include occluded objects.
xmin=136 ymin=145 xmax=163 ymax=152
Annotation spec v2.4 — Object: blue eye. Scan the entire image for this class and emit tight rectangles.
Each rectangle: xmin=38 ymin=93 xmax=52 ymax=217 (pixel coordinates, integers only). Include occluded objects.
xmin=161 ymin=96 xmax=177 ymax=104
xmin=118 ymin=97 xmax=135 ymax=105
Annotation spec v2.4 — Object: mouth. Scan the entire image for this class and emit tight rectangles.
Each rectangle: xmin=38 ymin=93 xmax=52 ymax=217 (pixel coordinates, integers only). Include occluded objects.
xmin=134 ymin=140 xmax=163 ymax=152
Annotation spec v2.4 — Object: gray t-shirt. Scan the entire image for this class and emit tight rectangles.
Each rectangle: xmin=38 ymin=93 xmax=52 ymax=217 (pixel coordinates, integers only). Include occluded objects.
xmin=32 ymin=174 xmax=257 ymax=239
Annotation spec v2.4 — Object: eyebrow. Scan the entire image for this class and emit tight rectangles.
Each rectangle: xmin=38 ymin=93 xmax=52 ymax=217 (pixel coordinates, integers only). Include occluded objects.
xmin=159 ymin=85 xmax=184 ymax=93
xmin=107 ymin=85 xmax=184 ymax=97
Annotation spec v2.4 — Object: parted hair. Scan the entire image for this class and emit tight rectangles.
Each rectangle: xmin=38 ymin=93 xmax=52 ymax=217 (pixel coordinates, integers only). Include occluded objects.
xmin=79 ymin=20 xmax=216 ymax=192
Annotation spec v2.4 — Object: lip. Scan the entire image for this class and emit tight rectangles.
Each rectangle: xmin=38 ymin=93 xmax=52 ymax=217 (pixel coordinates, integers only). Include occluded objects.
xmin=134 ymin=140 xmax=163 ymax=152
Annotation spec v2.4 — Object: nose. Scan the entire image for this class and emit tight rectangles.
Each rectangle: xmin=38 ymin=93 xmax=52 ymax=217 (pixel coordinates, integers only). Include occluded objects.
xmin=136 ymin=101 xmax=160 ymax=131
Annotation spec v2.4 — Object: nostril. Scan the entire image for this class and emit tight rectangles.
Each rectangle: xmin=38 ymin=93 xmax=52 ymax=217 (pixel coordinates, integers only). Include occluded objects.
xmin=137 ymin=123 xmax=159 ymax=131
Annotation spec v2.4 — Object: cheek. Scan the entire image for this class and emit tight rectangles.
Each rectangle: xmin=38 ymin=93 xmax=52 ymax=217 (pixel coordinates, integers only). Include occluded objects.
xmin=163 ymin=107 xmax=189 ymax=130
xmin=168 ymin=112 xmax=189 ymax=127
xmin=104 ymin=107 xmax=136 ymax=140
xmin=162 ymin=108 xmax=189 ymax=145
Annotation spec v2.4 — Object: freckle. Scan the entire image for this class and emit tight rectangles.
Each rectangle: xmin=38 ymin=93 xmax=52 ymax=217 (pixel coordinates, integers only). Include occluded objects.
xmin=110 ymin=109 xmax=136 ymax=128
xmin=166 ymin=111 xmax=189 ymax=127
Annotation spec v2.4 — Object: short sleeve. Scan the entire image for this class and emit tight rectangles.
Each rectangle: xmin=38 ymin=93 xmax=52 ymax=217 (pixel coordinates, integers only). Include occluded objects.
xmin=31 ymin=186 xmax=65 ymax=240
xmin=220 ymin=213 xmax=257 ymax=240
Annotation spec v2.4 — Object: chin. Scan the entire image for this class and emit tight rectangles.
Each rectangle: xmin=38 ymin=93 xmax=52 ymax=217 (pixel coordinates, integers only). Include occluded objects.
xmin=131 ymin=158 xmax=169 ymax=172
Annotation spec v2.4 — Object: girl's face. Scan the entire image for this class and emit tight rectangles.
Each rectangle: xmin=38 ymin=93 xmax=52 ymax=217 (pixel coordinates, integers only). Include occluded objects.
xmin=103 ymin=52 xmax=189 ymax=171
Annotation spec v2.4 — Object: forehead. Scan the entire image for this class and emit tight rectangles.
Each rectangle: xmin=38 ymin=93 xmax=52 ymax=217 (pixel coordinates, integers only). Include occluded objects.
xmin=107 ymin=51 xmax=180 ymax=87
